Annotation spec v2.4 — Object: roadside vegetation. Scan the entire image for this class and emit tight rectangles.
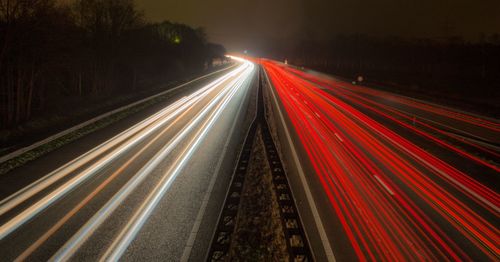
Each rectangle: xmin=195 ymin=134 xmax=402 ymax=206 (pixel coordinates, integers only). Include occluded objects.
xmin=229 ymin=129 xmax=288 ymax=261
xmin=270 ymin=35 xmax=500 ymax=117
xmin=0 ymin=0 xmax=227 ymax=150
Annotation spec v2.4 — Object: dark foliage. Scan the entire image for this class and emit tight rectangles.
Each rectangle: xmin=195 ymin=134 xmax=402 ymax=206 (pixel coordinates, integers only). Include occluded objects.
xmin=272 ymin=34 xmax=500 ymax=114
xmin=0 ymin=0 xmax=224 ymax=129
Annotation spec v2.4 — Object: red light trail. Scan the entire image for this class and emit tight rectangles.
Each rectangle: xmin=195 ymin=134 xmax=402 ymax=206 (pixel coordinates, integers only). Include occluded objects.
xmin=262 ymin=60 xmax=499 ymax=261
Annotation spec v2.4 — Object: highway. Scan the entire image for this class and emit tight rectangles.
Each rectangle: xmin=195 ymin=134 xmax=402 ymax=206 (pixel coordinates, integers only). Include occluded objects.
xmin=0 ymin=57 xmax=257 ymax=261
xmin=262 ymin=60 xmax=499 ymax=261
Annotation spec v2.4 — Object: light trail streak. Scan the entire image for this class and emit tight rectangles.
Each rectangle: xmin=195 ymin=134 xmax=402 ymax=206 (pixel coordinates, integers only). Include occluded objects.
xmin=50 ymin=60 xmax=254 ymax=261
xmin=14 ymin=91 xmax=201 ymax=261
xmin=0 ymin=96 xmax=189 ymax=214
xmin=287 ymin=68 xmax=500 ymax=170
xmin=100 ymin=64 xmax=254 ymax=261
xmin=0 ymin=58 xmax=255 ymax=261
xmin=263 ymin=68 xmax=337 ymax=261
xmin=283 ymin=65 xmax=500 ymax=213
xmin=0 ymin=73 xmax=236 ymax=217
xmin=287 ymin=67 xmax=500 ymax=133
xmin=262 ymin=60 xmax=499 ymax=261
xmin=0 ymin=99 xmax=196 ymax=239
xmin=0 ymin=63 xmax=248 ymax=215
xmin=0 ymin=65 xmax=249 ymax=240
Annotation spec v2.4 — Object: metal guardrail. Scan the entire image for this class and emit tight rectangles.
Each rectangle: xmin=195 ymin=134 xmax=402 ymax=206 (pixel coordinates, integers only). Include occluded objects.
xmin=0 ymin=65 xmax=238 ymax=165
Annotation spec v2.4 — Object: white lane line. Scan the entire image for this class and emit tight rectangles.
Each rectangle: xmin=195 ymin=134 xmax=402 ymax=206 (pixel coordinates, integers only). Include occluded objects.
xmin=334 ymin=133 xmax=344 ymax=143
xmin=374 ymin=175 xmax=395 ymax=196
xmin=179 ymin=63 xmax=255 ymax=262
xmin=263 ymin=69 xmax=336 ymax=262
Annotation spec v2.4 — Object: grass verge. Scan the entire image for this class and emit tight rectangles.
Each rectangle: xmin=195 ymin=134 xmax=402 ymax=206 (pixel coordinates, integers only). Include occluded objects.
xmin=228 ymin=127 xmax=289 ymax=261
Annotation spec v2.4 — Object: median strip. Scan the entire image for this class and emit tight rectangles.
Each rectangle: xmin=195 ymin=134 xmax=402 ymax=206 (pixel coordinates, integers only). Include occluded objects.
xmin=207 ymin=68 xmax=312 ymax=261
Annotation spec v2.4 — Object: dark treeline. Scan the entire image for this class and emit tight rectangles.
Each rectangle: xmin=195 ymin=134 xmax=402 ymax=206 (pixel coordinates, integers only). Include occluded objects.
xmin=271 ymin=35 xmax=500 ymax=115
xmin=0 ymin=0 xmax=226 ymax=129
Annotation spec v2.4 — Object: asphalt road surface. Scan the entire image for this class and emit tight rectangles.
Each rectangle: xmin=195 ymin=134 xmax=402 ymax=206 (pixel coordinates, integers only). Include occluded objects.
xmin=262 ymin=59 xmax=499 ymax=261
xmin=0 ymin=57 xmax=257 ymax=261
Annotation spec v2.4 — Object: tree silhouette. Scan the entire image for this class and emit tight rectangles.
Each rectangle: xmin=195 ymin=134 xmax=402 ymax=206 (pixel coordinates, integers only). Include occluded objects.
xmin=0 ymin=0 xmax=225 ymax=130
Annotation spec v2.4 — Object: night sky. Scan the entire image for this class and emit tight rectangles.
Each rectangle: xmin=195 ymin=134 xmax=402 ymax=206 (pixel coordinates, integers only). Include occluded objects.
xmin=135 ymin=0 xmax=500 ymax=53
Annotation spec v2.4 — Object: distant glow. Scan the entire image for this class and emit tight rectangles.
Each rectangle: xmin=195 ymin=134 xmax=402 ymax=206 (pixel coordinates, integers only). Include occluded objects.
xmin=226 ymin=55 xmax=246 ymax=62
xmin=173 ymin=35 xmax=181 ymax=44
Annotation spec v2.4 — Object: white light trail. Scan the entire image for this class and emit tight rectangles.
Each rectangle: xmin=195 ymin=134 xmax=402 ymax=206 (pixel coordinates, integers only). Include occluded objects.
xmin=50 ymin=59 xmax=254 ymax=261
xmin=101 ymin=64 xmax=254 ymax=261
xmin=0 ymin=60 xmax=250 ymax=241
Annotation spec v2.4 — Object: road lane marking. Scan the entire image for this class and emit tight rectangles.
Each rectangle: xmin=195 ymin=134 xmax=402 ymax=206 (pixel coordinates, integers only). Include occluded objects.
xmin=180 ymin=62 xmax=256 ymax=262
xmin=263 ymin=68 xmax=336 ymax=262
xmin=374 ymin=175 xmax=395 ymax=196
